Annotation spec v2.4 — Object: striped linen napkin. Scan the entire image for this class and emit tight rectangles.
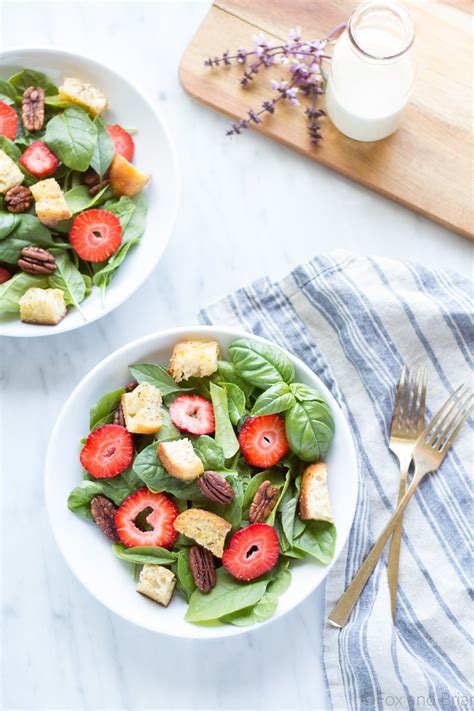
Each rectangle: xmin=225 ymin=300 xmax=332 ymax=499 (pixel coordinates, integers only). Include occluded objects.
xmin=199 ymin=251 xmax=473 ymax=711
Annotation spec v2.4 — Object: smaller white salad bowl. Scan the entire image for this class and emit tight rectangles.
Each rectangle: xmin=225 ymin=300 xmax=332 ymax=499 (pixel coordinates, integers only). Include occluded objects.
xmin=45 ymin=327 xmax=358 ymax=639
xmin=0 ymin=48 xmax=179 ymax=337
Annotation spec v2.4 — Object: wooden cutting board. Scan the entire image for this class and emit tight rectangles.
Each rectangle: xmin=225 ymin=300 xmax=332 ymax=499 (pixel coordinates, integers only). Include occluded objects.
xmin=180 ymin=0 xmax=473 ymax=238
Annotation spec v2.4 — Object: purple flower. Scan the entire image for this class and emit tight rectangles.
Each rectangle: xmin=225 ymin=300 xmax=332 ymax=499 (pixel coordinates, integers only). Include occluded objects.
xmin=288 ymin=26 xmax=302 ymax=42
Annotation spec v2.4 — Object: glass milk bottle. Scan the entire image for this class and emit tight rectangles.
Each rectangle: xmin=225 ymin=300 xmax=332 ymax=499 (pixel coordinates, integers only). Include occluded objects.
xmin=325 ymin=0 xmax=415 ymax=141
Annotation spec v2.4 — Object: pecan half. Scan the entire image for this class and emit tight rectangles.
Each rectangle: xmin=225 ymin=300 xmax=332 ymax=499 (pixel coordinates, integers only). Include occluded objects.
xmin=4 ymin=185 xmax=33 ymax=213
xmin=18 ymin=246 xmax=57 ymax=275
xmin=188 ymin=545 xmax=216 ymax=593
xmin=22 ymin=86 xmax=45 ymax=132
xmin=124 ymin=380 xmax=138 ymax=392
xmin=197 ymin=471 xmax=235 ymax=504
xmin=83 ymin=167 xmax=109 ymax=196
xmin=90 ymin=495 xmax=119 ymax=541
xmin=249 ymin=480 xmax=279 ymax=523
xmin=114 ymin=402 xmax=126 ymax=427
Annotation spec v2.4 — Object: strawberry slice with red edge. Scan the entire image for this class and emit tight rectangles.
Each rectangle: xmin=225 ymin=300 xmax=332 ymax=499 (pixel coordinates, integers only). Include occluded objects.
xmin=0 ymin=267 xmax=12 ymax=284
xmin=115 ymin=488 xmax=179 ymax=549
xmin=107 ymin=124 xmax=135 ymax=162
xmin=169 ymin=394 xmax=215 ymax=435
xmin=19 ymin=141 xmax=59 ymax=178
xmin=223 ymin=523 xmax=280 ymax=581
xmin=0 ymin=101 xmax=18 ymax=140
xmin=238 ymin=414 xmax=289 ymax=468
xmin=69 ymin=209 xmax=122 ymax=262
xmin=80 ymin=424 xmax=133 ymax=479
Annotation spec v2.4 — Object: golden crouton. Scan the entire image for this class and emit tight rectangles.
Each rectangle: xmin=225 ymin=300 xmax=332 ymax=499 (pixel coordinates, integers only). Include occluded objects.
xmin=30 ymin=178 xmax=71 ymax=227
xmin=299 ymin=462 xmax=333 ymax=523
xmin=19 ymin=288 xmax=67 ymax=326
xmin=121 ymin=382 xmax=162 ymax=434
xmin=173 ymin=509 xmax=231 ymax=558
xmin=157 ymin=439 xmax=204 ymax=481
xmin=168 ymin=340 xmax=220 ymax=383
xmin=108 ymin=154 xmax=150 ymax=197
xmin=136 ymin=564 xmax=176 ymax=607
xmin=58 ymin=77 xmax=107 ymax=115
xmin=0 ymin=150 xmax=24 ymax=194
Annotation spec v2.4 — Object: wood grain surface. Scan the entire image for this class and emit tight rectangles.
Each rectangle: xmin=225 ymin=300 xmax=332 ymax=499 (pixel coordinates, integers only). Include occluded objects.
xmin=180 ymin=0 xmax=473 ymax=238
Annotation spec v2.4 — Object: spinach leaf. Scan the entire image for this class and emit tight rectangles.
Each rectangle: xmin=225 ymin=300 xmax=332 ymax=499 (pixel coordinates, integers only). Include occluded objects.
xmin=8 ymin=68 xmax=57 ymax=96
xmin=92 ymin=238 xmax=139 ymax=295
xmin=90 ymin=116 xmax=115 ymax=177
xmin=229 ymin=338 xmax=295 ymax=388
xmin=64 ymin=183 xmax=110 ymax=214
xmin=0 ymin=272 xmax=49 ymax=314
xmin=105 ymin=193 xmax=147 ymax=242
xmin=112 ymin=543 xmax=177 ymax=565
xmin=67 ymin=480 xmax=103 ymax=519
xmin=89 ymin=387 xmax=125 ymax=431
xmin=209 ymin=382 xmax=239 ymax=459
xmin=154 ymin=409 xmax=180 ymax=442
xmin=220 ymin=382 xmax=246 ymax=425
xmin=0 ymin=80 xmax=17 ymax=102
xmin=0 ymin=212 xmax=55 ymax=262
xmin=193 ymin=435 xmax=225 ymax=470
xmin=0 ymin=135 xmax=21 ymax=161
xmin=83 ymin=464 xmax=142 ymax=506
xmin=266 ymin=467 xmax=292 ymax=526
xmin=293 ymin=521 xmax=337 ymax=564
xmin=173 ymin=549 xmax=196 ymax=602
xmin=185 ymin=568 xmax=269 ymax=623
xmin=0 ymin=210 xmax=18 ymax=239
xmin=133 ymin=443 xmax=203 ymax=501
xmin=285 ymin=400 xmax=335 ymax=461
xmin=45 ymin=107 xmax=97 ymax=171
xmin=280 ymin=495 xmax=299 ymax=546
xmin=214 ymin=360 xmax=254 ymax=398
xmin=222 ymin=593 xmax=279 ymax=627
xmin=129 ymin=363 xmax=192 ymax=396
xmin=48 ymin=251 xmax=87 ymax=313
xmin=251 ymin=382 xmax=295 ymax=416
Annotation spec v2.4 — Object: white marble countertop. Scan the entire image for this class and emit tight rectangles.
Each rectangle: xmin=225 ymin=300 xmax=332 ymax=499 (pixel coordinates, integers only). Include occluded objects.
xmin=1 ymin=2 xmax=472 ymax=709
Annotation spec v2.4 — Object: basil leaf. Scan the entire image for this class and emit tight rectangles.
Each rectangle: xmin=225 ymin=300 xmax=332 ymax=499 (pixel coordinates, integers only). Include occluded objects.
xmin=251 ymin=382 xmax=295 ymax=416
xmin=290 ymin=382 xmax=326 ymax=403
xmin=89 ymin=387 xmax=125 ymax=431
xmin=112 ymin=543 xmax=177 ymax=565
xmin=45 ymin=107 xmax=97 ymax=171
xmin=48 ymin=252 xmax=86 ymax=313
xmin=214 ymin=360 xmax=254 ymax=398
xmin=193 ymin=435 xmax=225 ymax=470
xmin=133 ymin=443 xmax=203 ymax=501
xmin=129 ymin=363 xmax=192 ymax=396
xmin=285 ymin=400 xmax=334 ymax=461
xmin=293 ymin=521 xmax=337 ymax=564
xmin=220 ymin=382 xmax=246 ymax=425
xmin=0 ymin=272 xmax=49 ymax=314
xmin=64 ymin=184 xmax=110 ymax=215
xmin=8 ymin=68 xmax=57 ymax=95
xmin=209 ymin=382 xmax=239 ymax=459
xmin=229 ymin=338 xmax=295 ymax=388
xmin=67 ymin=480 xmax=103 ymax=519
xmin=90 ymin=116 xmax=114 ymax=177
xmin=185 ymin=568 xmax=269 ymax=623
xmin=173 ymin=549 xmax=196 ymax=602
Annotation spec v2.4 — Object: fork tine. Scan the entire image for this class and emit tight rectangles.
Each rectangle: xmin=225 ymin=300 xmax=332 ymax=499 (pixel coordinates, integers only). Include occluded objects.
xmin=400 ymin=366 xmax=412 ymax=430
xmin=428 ymin=388 xmax=471 ymax=447
xmin=421 ymin=384 xmax=465 ymax=442
xmin=439 ymin=401 xmax=474 ymax=454
xmin=408 ymin=367 xmax=422 ymax=432
xmin=417 ymin=368 xmax=427 ymax=431
xmin=391 ymin=366 xmax=406 ymax=430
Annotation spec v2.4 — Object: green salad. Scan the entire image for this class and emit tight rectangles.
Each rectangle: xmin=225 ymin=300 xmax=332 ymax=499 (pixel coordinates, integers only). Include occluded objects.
xmin=67 ymin=337 xmax=337 ymax=627
xmin=0 ymin=68 xmax=150 ymax=326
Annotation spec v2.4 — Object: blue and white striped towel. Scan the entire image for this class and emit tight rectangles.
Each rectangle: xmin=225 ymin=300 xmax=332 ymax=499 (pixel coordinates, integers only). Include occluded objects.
xmin=199 ymin=251 xmax=473 ymax=711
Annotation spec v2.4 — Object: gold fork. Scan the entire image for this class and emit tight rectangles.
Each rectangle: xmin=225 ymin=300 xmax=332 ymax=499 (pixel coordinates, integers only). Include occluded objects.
xmin=328 ymin=385 xmax=473 ymax=628
xmin=387 ymin=366 xmax=427 ymax=620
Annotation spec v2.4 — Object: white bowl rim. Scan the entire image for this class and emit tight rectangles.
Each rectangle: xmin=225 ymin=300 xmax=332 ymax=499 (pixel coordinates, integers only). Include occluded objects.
xmin=0 ymin=46 xmax=181 ymax=338
xmin=45 ymin=325 xmax=359 ymax=639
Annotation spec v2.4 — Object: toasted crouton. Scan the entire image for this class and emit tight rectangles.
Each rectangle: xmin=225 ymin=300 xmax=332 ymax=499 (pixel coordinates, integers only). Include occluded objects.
xmin=299 ymin=462 xmax=333 ymax=523
xmin=157 ymin=439 xmax=203 ymax=481
xmin=58 ymin=77 xmax=107 ymax=115
xmin=136 ymin=564 xmax=176 ymax=606
xmin=121 ymin=382 xmax=162 ymax=434
xmin=174 ymin=509 xmax=231 ymax=557
xmin=19 ymin=288 xmax=67 ymax=326
xmin=30 ymin=178 xmax=72 ymax=227
xmin=109 ymin=154 xmax=150 ymax=197
xmin=168 ymin=340 xmax=220 ymax=383
xmin=0 ymin=149 xmax=24 ymax=194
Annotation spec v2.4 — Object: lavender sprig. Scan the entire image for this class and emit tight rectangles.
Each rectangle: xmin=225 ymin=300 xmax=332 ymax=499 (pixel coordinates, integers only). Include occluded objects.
xmin=205 ymin=24 xmax=345 ymax=147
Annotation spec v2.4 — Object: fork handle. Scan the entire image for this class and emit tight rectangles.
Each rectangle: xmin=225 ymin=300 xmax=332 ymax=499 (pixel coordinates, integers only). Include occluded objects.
xmin=387 ymin=464 xmax=409 ymax=620
xmin=328 ymin=471 xmax=423 ymax=628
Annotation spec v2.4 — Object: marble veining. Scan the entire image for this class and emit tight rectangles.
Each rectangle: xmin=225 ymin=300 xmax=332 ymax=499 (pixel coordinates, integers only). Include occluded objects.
xmin=1 ymin=2 xmax=471 ymax=709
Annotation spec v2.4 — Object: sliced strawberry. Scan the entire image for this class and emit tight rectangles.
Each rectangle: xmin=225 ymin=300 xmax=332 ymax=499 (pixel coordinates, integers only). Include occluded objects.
xmin=223 ymin=523 xmax=279 ymax=581
xmin=19 ymin=141 xmax=59 ymax=178
xmin=107 ymin=124 xmax=135 ymax=162
xmin=238 ymin=414 xmax=289 ymax=468
xmin=0 ymin=267 xmax=12 ymax=284
xmin=0 ymin=101 xmax=18 ymax=140
xmin=169 ymin=394 xmax=215 ymax=435
xmin=69 ymin=209 xmax=122 ymax=262
xmin=115 ymin=488 xmax=179 ymax=549
xmin=80 ymin=424 xmax=133 ymax=478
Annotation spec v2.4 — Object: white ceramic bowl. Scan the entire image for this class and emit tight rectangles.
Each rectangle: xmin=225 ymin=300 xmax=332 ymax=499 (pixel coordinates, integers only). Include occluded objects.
xmin=45 ymin=327 xmax=358 ymax=638
xmin=0 ymin=48 xmax=179 ymax=337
